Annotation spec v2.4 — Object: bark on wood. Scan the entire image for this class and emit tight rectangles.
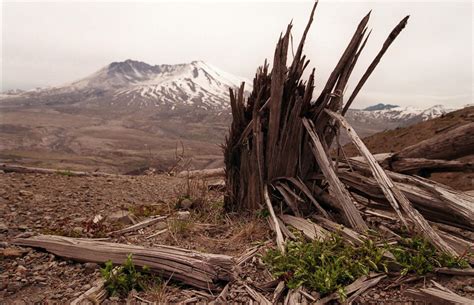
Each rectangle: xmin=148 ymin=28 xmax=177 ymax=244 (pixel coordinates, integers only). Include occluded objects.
xmin=394 ymin=122 xmax=474 ymax=160
xmin=13 ymin=235 xmax=234 ymax=290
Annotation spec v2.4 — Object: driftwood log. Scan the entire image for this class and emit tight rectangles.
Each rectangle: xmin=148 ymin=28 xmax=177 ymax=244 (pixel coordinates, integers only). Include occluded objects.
xmin=13 ymin=235 xmax=234 ymax=290
xmin=394 ymin=122 xmax=474 ymax=160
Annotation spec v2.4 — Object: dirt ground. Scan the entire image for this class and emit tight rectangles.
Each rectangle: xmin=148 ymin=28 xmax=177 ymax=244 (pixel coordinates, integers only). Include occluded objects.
xmin=1 ymin=171 xmax=473 ymax=304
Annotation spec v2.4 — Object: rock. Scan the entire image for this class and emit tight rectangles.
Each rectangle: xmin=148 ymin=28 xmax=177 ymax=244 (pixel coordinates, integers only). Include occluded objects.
xmin=177 ymin=211 xmax=191 ymax=219
xmin=72 ymin=226 xmax=83 ymax=235
xmin=0 ymin=241 xmax=10 ymax=248
xmin=108 ymin=210 xmax=134 ymax=225
xmin=7 ymin=282 xmax=23 ymax=293
xmin=16 ymin=265 xmax=27 ymax=273
xmin=19 ymin=190 xmax=33 ymax=197
xmin=180 ymin=198 xmax=193 ymax=210
xmin=463 ymin=286 xmax=474 ymax=293
xmin=0 ymin=222 xmax=7 ymax=232
xmin=83 ymin=284 xmax=92 ymax=290
xmin=1 ymin=248 xmax=26 ymax=258
xmin=84 ymin=262 xmax=99 ymax=274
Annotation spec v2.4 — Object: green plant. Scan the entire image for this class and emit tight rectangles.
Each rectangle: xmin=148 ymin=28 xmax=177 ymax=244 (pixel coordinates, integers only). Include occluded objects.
xmin=263 ymin=234 xmax=387 ymax=300
xmin=56 ymin=169 xmax=73 ymax=176
xmin=101 ymin=254 xmax=159 ymax=297
xmin=391 ymin=236 xmax=469 ymax=275
xmin=263 ymin=234 xmax=469 ymax=300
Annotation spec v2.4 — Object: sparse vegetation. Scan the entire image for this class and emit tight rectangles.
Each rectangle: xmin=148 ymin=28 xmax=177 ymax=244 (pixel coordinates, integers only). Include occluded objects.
xmin=129 ymin=204 xmax=167 ymax=218
xmin=101 ymin=254 xmax=160 ymax=297
xmin=56 ymin=169 xmax=73 ymax=176
xmin=263 ymin=234 xmax=469 ymax=299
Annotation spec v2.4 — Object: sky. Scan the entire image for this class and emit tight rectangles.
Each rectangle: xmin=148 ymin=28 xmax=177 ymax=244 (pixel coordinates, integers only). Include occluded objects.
xmin=1 ymin=0 xmax=472 ymax=109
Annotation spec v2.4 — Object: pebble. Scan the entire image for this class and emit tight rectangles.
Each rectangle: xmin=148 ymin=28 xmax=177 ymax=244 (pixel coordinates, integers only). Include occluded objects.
xmin=84 ymin=262 xmax=99 ymax=274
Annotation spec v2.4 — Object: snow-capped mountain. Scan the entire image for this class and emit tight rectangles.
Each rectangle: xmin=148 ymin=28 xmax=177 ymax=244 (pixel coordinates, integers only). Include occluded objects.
xmin=1 ymin=59 xmax=252 ymax=111
xmin=347 ymin=104 xmax=456 ymax=124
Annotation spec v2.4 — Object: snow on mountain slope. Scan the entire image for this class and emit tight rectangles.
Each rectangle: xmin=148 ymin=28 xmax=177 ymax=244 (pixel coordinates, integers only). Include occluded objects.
xmin=111 ymin=60 xmax=251 ymax=109
xmin=348 ymin=104 xmax=456 ymax=123
xmin=1 ymin=59 xmax=252 ymax=110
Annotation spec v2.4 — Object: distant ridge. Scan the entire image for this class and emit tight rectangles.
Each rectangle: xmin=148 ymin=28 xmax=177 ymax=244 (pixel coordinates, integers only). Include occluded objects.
xmin=364 ymin=103 xmax=399 ymax=111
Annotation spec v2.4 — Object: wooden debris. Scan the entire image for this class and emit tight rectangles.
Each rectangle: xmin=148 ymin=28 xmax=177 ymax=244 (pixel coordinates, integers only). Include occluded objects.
xmin=13 ymin=235 xmax=234 ymax=290
xmin=405 ymin=280 xmax=473 ymax=305
xmin=244 ymin=284 xmax=272 ymax=305
xmin=272 ymin=281 xmax=286 ymax=304
xmin=303 ymin=117 xmax=368 ymax=233
xmin=434 ymin=267 xmax=474 ymax=276
xmin=264 ymin=185 xmax=286 ymax=253
xmin=176 ymin=168 xmax=225 ymax=179
xmin=107 ymin=216 xmax=167 ymax=236
xmin=395 ymin=122 xmax=474 ymax=160
xmin=70 ymin=278 xmax=107 ymax=305
xmin=315 ymin=273 xmax=386 ymax=305
xmin=327 ymin=109 xmax=457 ymax=256
xmin=279 ymin=214 xmax=328 ymax=240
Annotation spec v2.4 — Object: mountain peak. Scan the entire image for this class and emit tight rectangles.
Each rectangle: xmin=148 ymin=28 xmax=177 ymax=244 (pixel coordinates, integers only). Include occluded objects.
xmin=364 ymin=103 xmax=399 ymax=111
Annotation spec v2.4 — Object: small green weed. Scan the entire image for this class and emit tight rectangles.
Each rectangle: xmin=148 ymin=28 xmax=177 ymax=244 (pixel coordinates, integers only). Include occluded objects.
xmin=129 ymin=204 xmax=165 ymax=218
xmin=391 ymin=236 xmax=470 ymax=275
xmin=263 ymin=235 xmax=386 ymax=300
xmin=56 ymin=169 xmax=73 ymax=176
xmin=101 ymin=254 xmax=159 ymax=297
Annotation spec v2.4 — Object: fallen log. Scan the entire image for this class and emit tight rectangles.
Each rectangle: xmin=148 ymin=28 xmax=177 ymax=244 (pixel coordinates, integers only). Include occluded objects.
xmin=339 ymin=168 xmax=474 ymax=231
xmin=176 ymin=168 xmax=225 ymax=179
xmin=0 ymin=163 xmax=114 ymax=177
xmin=13 ymin=235 xmax=234 ymax=290
xmin=394 ymin=122 xmax=474 ymax=160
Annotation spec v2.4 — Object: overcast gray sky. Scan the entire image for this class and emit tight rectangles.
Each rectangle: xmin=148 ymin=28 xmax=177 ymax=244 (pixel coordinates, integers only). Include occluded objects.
xmin=1 ymin=0 xmax=472 ymax=108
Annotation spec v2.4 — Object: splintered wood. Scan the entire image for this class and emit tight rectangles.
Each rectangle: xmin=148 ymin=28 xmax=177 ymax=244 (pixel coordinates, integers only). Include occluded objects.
xmin=13 ymin=235 xmax=234 ymax=290
xmin=223 ymin=0 xmax=472 ymax=264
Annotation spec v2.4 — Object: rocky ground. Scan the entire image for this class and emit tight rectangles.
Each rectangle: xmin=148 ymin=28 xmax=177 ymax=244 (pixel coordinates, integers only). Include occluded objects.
xmin=1 ymin=171 xmax=473 ymax=304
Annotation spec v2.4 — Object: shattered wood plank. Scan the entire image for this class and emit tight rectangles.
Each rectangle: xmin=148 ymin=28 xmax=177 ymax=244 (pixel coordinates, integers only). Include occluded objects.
xmin=13 ymin=235 xmax=234 ymax=290
xmin=302 ymin=117 xmax=368 ymax=233
xmin=405 ymin=285 xmax=473 ymax=305
xmin=342 ymin=16 xmax=409 ymax=114
xmin=107 ymin=216 xmax=167 ymax=236
xmin=315 ymin=273 xmax=386 ymax=305
xmin=209 ymin=283 xmax=230 ymax=305
xmin=70 ymin=278 xmax=107 ymax=305
xmin=311 ymin=215 xmax=364 ymax=246
xmin=280 ymin=214 xmax=328 ymax=240
xmin=279 ymin=177 xmax=330 ymax=218
xmin=264 ymin=185 xmax=286 ymax=253
xmin=326 ymin=109 xmax=457 ymax=256
xmin=272 ymin=281 xmax=286 ymax=304
xmin=244 ymin=284 xmax=272 ymax=305
xmin=434 ymin=267 xmax=474 ymax=276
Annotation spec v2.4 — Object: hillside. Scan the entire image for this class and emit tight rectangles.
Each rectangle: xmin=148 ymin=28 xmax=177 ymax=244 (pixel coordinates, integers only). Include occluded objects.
xmin=344 ymin=106 xmax=474 ymax=190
